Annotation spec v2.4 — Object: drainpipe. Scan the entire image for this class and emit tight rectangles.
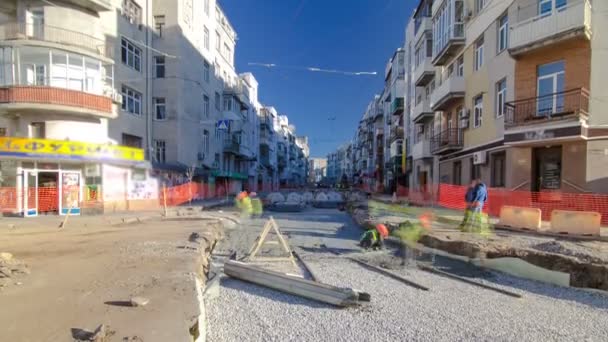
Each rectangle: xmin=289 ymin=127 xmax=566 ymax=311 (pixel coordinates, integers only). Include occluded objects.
xmin=145 ymin=0 xmax=152 ymax=160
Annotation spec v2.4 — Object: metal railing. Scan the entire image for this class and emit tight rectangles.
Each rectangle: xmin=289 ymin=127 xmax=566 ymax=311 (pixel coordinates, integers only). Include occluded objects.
xmin=430 ymin=128 xmax=463 ymax=153
xmin=0 ymin=22 xmax=113 ymax=59
xmin=505 ymin=88 xmax=589 ymax=126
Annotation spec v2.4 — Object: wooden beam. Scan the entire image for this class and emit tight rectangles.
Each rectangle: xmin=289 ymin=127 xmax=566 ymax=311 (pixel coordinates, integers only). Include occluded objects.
xmin=224 ymin=260 xmax=367 ymax=307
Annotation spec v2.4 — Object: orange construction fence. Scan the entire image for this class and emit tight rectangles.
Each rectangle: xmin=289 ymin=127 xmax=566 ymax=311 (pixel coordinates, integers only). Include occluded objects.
xmin=389 ymin=184 xmax=608 ymax=225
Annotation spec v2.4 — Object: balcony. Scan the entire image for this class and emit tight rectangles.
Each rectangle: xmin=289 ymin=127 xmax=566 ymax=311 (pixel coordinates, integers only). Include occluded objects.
xmin=260 ymin=130 xmax=272 ymax=146
xmin=391 ymin=97 xmax=404 ymax=116
xmin=0 ymin=22 xmax=113 ymax=60
xmin=509 ymin=0 xmax=591 ymax=57
xmin=414 ymin=58 xmax=435 ymax=87
xmin=62 ymin=0 xmax=112 ymax=12
xmin=412 ymin=139 xmax=432 ymax=160
xmin=374 ymin=108 xmax=384 ymax=119
xmin=389 ymin=125 xmax=404 ymax=142
xmin=413 ymin=98 xmax=434 ymax=123
xmin=0 ymin=86 xmax=115 ymax=118
xmin=430 ymin=76 xmax=464 ymax=111
xmin=223 ymin=136 xmax=242 ymax=155
xmin=431 ymin=128 xmax=463 ymax=155
xmin=390 ymin=140 xmax=403 ymax=158
xmin=260 ymin=154 xmax=272 ymax=168
xmin=504 ymin=88 xmax=589 ymax=144
xmin=432 ymin=26 xmax=465 ymax=66
xmin=414 ymin=16 xmax=432 ymax=47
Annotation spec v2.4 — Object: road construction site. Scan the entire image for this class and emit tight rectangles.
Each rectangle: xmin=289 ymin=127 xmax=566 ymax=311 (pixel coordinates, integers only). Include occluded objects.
xmin=206 ymin=206 xmax=608 ymax=342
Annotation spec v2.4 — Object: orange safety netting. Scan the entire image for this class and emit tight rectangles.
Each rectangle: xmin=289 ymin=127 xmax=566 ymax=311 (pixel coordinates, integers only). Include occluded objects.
xmin=0 ymin=187 xmax=19 ymax=212
xmin=37 ymin=187 xmax=59 ymax=213
xmin=159 ymin=182 xmax=233 ymax=207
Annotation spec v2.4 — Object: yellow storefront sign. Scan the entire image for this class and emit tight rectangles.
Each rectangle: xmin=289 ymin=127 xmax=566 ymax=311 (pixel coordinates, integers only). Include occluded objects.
xmin=0 ymin=137 xmax=145 ymax=162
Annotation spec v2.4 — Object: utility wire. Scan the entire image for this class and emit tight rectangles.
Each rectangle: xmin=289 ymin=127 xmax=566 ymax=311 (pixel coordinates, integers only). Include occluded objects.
xmin=248 ymin=62 xmax=378 ymax=76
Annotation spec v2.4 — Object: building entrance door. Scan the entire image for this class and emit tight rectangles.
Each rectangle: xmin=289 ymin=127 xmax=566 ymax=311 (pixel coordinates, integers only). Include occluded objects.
xmin=23 ymin=170 xmax=38 ymax=217
xmin=532 ymin=146 xmax=562 ymax=192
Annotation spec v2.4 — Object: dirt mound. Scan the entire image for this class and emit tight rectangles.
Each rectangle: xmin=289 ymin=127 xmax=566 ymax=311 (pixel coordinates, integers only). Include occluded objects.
xmin=0 ymin=252 xmax=30 ymax=289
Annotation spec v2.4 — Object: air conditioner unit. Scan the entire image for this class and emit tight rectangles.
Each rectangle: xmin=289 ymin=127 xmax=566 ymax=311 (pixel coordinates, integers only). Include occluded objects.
xmin=460 ymin=118 xmax=469 ymax=129
xmin=473 ymin=151 xmax=487 ymax=165
xmin=111 ymin=92 xmax=123 ymax=104
xmin=460 ymin=109 xmax=469 ymax=119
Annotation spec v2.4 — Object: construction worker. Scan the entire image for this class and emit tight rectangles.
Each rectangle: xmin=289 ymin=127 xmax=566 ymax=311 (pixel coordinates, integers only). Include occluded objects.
xmin=359 ymin=224 xmax=388 ymax=250
xmin=458 ymin=180 xmax=477 ymax=231
xmin=250 ymin=192 xmax=263 ymax=218
xmin=235 ymin=191 xmax=253 ymax=218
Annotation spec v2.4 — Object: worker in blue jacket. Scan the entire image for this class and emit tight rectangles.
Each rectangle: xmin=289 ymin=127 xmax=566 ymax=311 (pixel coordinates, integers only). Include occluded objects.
xmin=458 ymin=180 xmax=477 ymax=231
xmin=471 ymin=179 xmax=489 ymax=234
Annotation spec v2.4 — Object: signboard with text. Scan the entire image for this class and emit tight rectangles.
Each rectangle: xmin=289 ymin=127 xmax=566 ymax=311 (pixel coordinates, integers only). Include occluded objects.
xmin=0 ymin=137 xmax=145 ymax=163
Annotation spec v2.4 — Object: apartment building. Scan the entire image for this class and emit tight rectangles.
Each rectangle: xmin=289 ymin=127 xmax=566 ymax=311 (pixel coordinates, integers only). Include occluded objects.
xmin=259 ymin=106 xmax=278 ymax=191
xmin=308 ymin=158 xmax=327 ymax=184
xmin=504 ymin=0 xmax=607 ymax=193
xmin=382 ymin=48 xmax=407 ymax=193
xmin=0 ymin=0 xmax=157 ymax=216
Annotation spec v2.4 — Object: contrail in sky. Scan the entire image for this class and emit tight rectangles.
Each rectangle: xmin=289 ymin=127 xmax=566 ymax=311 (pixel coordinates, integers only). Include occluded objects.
xmin=248 ymin=62 xmax=378 ymax=76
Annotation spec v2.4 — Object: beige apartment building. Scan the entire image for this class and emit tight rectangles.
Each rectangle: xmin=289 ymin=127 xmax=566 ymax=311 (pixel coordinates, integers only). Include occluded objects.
xmin=429 ymin=0 xmax=606 ymax=193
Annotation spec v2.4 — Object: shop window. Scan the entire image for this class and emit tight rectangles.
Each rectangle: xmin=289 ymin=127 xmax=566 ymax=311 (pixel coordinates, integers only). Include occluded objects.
xmin=0 ymin=127 xmax=6 ymax=136
xmin=30 ymin=122 xmax=45 ymax=138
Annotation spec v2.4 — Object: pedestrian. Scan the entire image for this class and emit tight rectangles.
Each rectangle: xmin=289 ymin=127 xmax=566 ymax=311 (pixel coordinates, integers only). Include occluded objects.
xmin=470 ymin=178 xmax=489 ymax=234
xmin=458 ymin=179 xmax=477 ymax=231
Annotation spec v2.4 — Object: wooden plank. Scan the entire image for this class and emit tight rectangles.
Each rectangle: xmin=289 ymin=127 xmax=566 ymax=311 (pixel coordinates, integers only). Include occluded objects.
xmin=349 ymin=258 xmax=429 ymax=291
xmin=223 ymin=260 xmax=364 ymax=307
xmin=292 ymin=250 xmax=320 ymax=282
xmin=417 ymin=265 xmax=522 ymax=298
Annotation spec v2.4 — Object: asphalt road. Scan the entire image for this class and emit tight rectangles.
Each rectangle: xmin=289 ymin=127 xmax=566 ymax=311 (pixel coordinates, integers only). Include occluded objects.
xmin=206 ymin=208 xmax=608 ymax=342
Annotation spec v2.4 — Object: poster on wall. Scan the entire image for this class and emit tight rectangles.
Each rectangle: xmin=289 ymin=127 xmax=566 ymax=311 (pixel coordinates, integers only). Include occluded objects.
xmin=103 ymin=165 xmax=128 ymax=202
xmin=128 ymin=176 xmax=159 ymax=200
xmin=61 ymin=172 xmax=80 ymax=215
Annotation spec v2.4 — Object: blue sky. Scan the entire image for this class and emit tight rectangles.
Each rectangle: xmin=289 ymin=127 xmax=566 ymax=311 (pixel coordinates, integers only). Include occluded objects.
xmin=220 ymin=0 xmax=415 ymax=157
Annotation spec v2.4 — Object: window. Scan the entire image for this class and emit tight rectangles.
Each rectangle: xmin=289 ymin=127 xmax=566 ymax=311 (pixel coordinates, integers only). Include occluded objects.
xmin=0 ymin=127 xmax=6 ymax=136
xmin=204 ymin=0 xmax=210 ymax=15
xmin=154 ymin=56 xmax=165 ymax=78
xmin=203 ymin=95 xmax=210 ymax=118
xmin=453 ymin=161 xmax=462 ymax=186
xmin=154 ymin=97 xmax=166 ymax=120
xmin=30 ymin=122 xmax=45 ymax=138
xmin=476 ymin=0 xmax=487 ymax=13
xmin=473 ymin=95 xmax=483 ymax=128
xmin=471 ymin=158 xmax=481 ymax=181
xmin=215 ymin=92 xmax=221 ymax=110
xmin=121 ymin=38 xmax=141 ymax=71
xmin=496 ymin=78 xmax=507 ymax=117
xmin=121 ymin=85 xmax=142 ymax=115
xmin=474 ymin=37 xmax=484 ymax=71
xmin=537 ymin=61 xmax=565 ymax=115
xmin=203 ymin=61 xmax=210 ymax=83
xmin=122 ymin=133 xmax=142 ymax=148
xmin=498 ymin=14 xmax=509 ymax=52
xmin=223 ymin=95 xmax=232 ymax=111
xmin=204 ymin=27 xmax=210 ymax=50
xmin=203 ymin=130 xmax=210 ymax=154
xmin=539 ymin=0 xmax=567 ymax=17
xmin=122 ymin=0 xmax=142 ymax=25
xmin=154 ymin=15 xmax=165 ymax=36
xmin=154 ymin=140 xmax=166 ymax=163
xmin=492 ymin=152 xmax=506 ymax=187
xmin=456 ymin=55 xmax=464 ymax=77
xmin=215 ymin=31 xmax=221 ymax=51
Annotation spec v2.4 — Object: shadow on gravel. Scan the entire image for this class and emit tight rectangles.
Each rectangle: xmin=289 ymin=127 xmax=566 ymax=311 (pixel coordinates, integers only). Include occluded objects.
xmin=481 ymin=274 xmax=608 ymax=310
xmin=104 ymin=300 xmax=133 ymax=307
xmin=220 ymin=277 xmax=334 ymax=309
xmin=298 ymin=245 xmax=360 ymax=255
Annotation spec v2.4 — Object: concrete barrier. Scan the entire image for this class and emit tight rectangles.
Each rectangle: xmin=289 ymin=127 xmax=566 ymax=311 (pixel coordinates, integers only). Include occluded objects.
xmin=498 ymin=206 xmax=542 ymax=231
xmin=549 ymin=210 xmax=601 ymax=236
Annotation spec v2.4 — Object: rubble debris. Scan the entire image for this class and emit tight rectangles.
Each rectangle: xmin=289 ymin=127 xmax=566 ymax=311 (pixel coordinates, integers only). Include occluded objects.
xmin=0 ymin=252 xmax=13 ymax=261
xmin=224 ymin=260 xmax=370 ymax=307
xmin=130 ymin=296 xmax=150 ymax=307
xmin=71 ymin=324 xmax=113 ymax=342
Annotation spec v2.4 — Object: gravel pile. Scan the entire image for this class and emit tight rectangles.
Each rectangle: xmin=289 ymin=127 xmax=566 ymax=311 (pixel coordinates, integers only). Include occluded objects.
xmin=207 ymin=256 xmax=608 ymax=342
xmin=0 ymin=252 xmax=30 ymax=289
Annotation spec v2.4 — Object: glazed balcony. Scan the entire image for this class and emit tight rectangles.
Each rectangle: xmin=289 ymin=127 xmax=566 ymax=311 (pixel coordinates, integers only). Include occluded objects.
xmin=509 ymin=0 xmax=591 ymax=56
xmin=412 ymin=139 xmax=432 ymax=160
xmin=389 ymin=125 xmax=404 ymax=143
xmin=0 ymin=86 xmax=114 ymax=118
xmin=0 ymin=22 xmax=113 ymax=60
xmin=414 ymin=58 xmax=435 ymax=87
xmin=391 ymin=97 xmax=404 ymax=116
